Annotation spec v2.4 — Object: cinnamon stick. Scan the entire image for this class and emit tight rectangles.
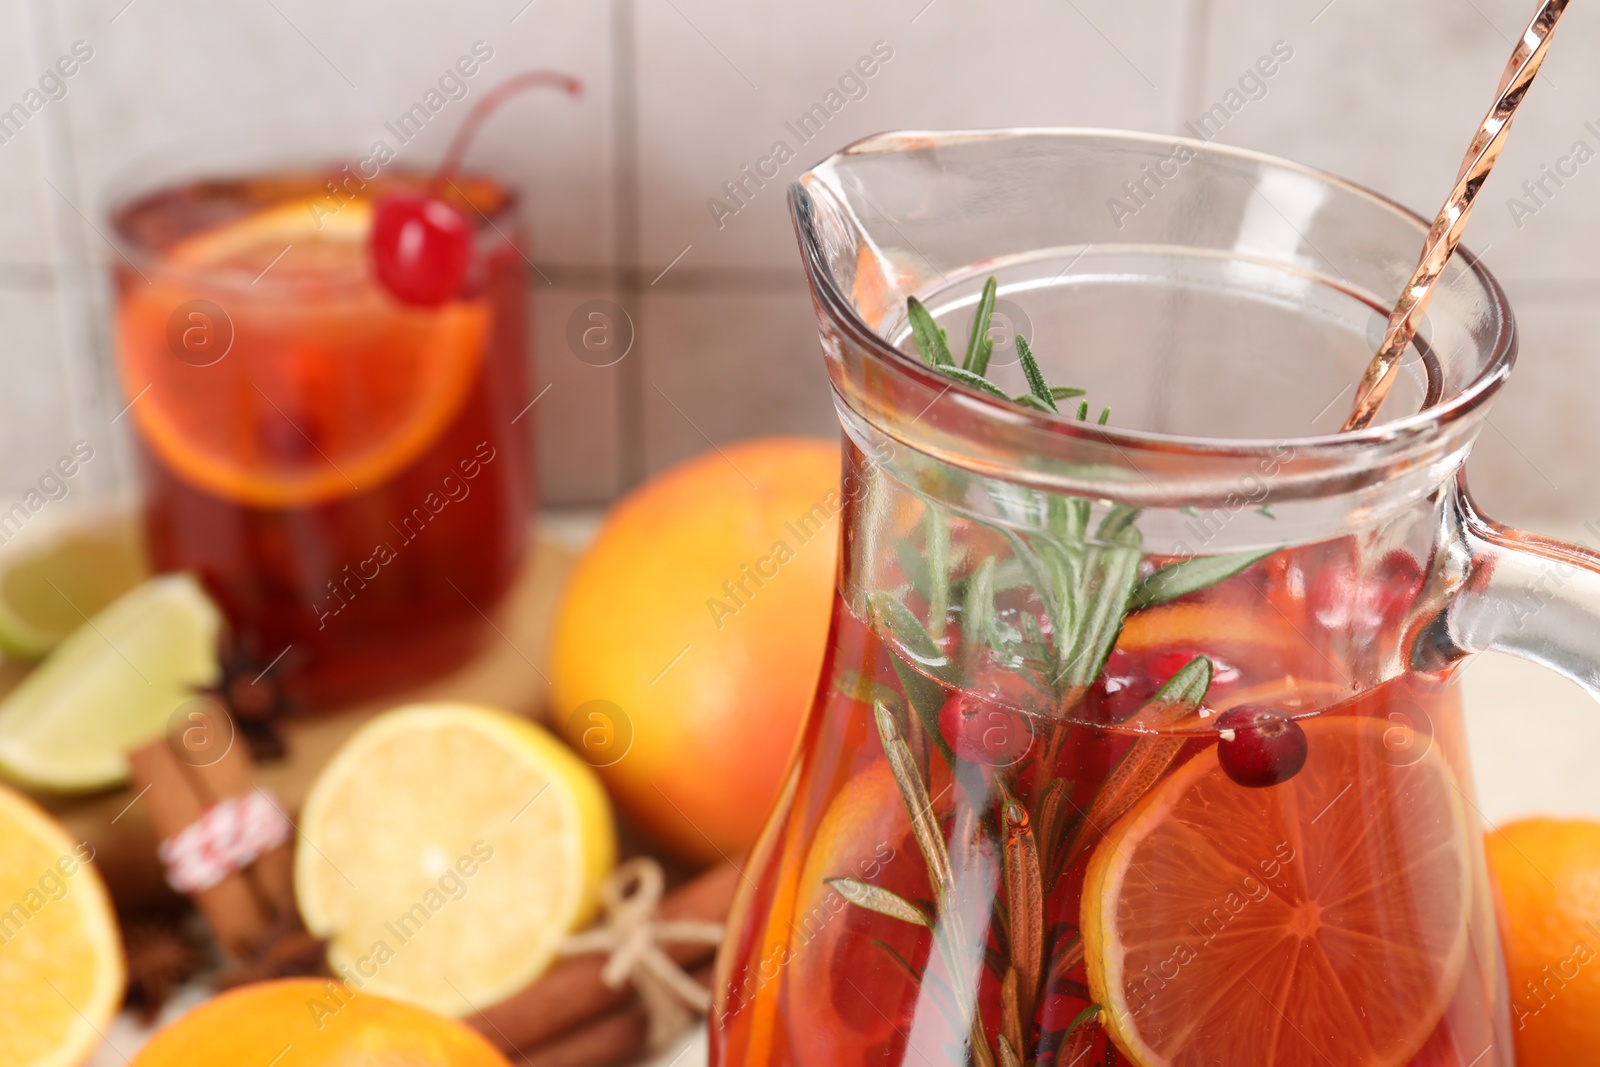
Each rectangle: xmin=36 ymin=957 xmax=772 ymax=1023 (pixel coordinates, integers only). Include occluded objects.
xmin=471 ymin=861 xmax=738 ymax=1052
xmin=127 ymin=740 xmax=271 ymax=958
xmin=183 ymin=703 xmax=295 ymax=918
xmin=513 ymin=962 xmax=715 ymax=1067
xmin=514 ymin=1004 xmax=649 ymax=1067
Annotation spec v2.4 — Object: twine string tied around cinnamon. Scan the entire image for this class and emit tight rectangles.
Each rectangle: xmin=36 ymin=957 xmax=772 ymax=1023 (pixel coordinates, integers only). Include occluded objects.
xmin=559 ymin=857 xmax=725 ymax=1049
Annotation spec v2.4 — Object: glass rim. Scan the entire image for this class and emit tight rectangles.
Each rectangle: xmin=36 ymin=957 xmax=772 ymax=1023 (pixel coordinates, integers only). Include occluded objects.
xmin=101 ymin=116 xmax=519 ymax=292
xmin=792 ymin=126 xmax=1517 ymax=464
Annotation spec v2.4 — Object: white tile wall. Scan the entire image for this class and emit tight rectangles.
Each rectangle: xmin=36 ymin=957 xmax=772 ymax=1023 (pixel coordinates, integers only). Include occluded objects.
xmin=639 ymin=283 xmax=835 ymax=475
xmin=3 ymin=0 xmax=1599 ymax=512
xmin=0 ymin=0 xmax=58 ymax=275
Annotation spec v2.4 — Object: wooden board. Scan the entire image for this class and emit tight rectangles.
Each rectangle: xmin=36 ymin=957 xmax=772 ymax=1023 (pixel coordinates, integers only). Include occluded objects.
xmin=23 ymin=533 xmax=574 ymax=910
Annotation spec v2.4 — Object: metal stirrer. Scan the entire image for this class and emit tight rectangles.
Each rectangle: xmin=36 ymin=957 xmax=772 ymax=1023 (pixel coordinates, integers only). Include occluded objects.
xmin=1342 ymin=0 xmax=1570 ymax=432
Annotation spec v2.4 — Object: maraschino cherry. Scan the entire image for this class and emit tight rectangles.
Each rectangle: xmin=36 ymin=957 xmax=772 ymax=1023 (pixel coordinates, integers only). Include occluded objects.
xmin=1215 ymin=704 xmax=1308 ymax=788
xmin=371 ymin=71 xmax=581 ymax=306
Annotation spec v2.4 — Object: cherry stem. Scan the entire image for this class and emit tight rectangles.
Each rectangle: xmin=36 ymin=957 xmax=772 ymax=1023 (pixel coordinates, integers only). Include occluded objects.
xmin=432 ymin=70 xmax=583 ymax=192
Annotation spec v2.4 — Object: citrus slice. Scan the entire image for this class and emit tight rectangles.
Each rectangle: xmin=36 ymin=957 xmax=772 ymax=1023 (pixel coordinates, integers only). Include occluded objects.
xmin=0 ymin=509 xmax=148 ymax=660
xmin=295 ymin=703 xmax=617 ymax=1017
xmin=115 ymin=198 xmax=487 ymax=508
xmin=0 ymin=574 xmax=221 ymax=792
xmin=0 ymin=783 xmax=124 ymax=1067
xmin=1119 ymin=603 xmax=1306 ymax=655
xmin=1083 ymin=715 xmax=1472 ymax=1067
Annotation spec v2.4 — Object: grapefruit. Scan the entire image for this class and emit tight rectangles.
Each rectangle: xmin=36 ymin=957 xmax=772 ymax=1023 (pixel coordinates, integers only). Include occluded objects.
xmin=549 ymin=437 xmax=840 ymax=863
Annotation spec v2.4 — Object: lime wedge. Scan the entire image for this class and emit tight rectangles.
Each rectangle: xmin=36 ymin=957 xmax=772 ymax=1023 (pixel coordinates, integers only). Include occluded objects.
xmin=0 ymin=574 xmax=222 ymax=792
xmin=0 ymin=512 xmax=149 ymax=659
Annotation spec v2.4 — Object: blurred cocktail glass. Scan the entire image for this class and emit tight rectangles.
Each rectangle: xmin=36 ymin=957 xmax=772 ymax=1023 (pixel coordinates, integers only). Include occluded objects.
xmin=108 ymin=147 xmax=533 ymax=708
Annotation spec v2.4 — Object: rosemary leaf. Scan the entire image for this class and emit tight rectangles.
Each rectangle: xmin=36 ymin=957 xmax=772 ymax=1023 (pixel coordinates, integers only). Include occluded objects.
xmin=1051 ymin=936 xmax=1087 ymax=984
xmin=894 ymin=540 xmax=933 ymax=604
xmin=1014 ymin=393 xmax=1056 ymax=413
xmin=1050 ymin=386 xmax=1088 ymax=401
xmin=1067 ymin=497 xmax=1091 ymax=542
xmin=936 ymin=363 xmax=1011 ymax=399
xmin=886 ymin=652 xmax=958 ymax=767
xmin=1077 ymin=400 xmax=1090 ymax=420
xmin=962 ymin=556 xmax=999 ymax=654
xmin=1062 ymin=1003 xmax=1102 ymax=1039
xmin=1079 ymin=656 xmax=1212 ymax=838
xmin=1057 ymin=545 xmax=1140 ymax=688
xmin=908 ymin=297 xmax=955 ymax=366
xmin=925 ymin=503 xmax=951 ymax=636
xmin=1036 ymin=777 xmax=1079 ymax=884
xmin=875 ymin=701 xmax=955 ymax=905
xmin=869 ymin=591 xmax=954 ymax=678
xmin=1096 ymin=505 xmax=1143 ymax=544
xmin=1056 ymin=1004 xmax=1101 ymax=1067
xmin=965 ymin=276 xmax=998 ymax=373
xmin=1129 ymin=548 xmax=1275 ymax=611
xmin=970 ymin=1026 xmax=999 ymax=1067
xmin=1002 ymin=801 xmax=1044 ymax=1013
xmin=998 ymin=983 xmax=1024 ymax=1067
xmin=1000 ymin=529 xmax=1063 ymax=642
xmin=1014 ymin=335 xmax=1058 ymax=412
xmin=1019 ymin=613 xmax=1053 ymax=677
xmin=871 ymin=939 xmax=928 ymax=987
xmin=827 ymin=878 xmax=929 ymax=927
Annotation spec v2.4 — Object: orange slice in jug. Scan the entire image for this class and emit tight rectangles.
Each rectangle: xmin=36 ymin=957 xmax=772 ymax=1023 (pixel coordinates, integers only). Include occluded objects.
xmin=115 ymin=199 xmax=486 ymax=508
xmin=1083 ymin=715 xmax=1471 ymax=1067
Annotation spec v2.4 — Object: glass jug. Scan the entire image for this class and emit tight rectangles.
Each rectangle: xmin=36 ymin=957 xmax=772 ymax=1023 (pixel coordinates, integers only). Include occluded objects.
xmin=710 ymin=129 xmax=1600 ymax=1067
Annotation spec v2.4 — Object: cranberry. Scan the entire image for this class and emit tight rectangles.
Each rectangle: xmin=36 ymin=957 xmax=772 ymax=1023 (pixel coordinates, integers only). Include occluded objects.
xmin=1091 ymin=647 xmax=1239 ymax=722
xmin=1214 ymin=704 xmax=1307 ymax=788
xmin=1308 ymin=549 xmax=1425 ymax=634
xmin=938 ymin=691 xmax=1034 ymax=766
xmin=371 ymin=195 xmax=474 ymax=306
xmin=368 ymin=70 xmax=581 ymax=306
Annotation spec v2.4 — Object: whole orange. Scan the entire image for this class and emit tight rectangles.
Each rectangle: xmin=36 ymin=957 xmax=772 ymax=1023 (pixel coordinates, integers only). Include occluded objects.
xmin=1486 ymin=817 xmax=1600 ymax=1062
xmin=550 ymin=437 xmax=840 ymax=863
xmin=128 ymin=979 xmax=509 ymax=1065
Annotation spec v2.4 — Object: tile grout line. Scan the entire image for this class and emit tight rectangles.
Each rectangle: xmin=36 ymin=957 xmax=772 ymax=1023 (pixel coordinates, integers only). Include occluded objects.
xmin=19 ymin=0 xmax=103 ymax=488
xmin=1141 ymin=0 xmax=1215 ymax=433
xmin=1174 ymin=0 xmax=1214 ymax=137
xmin=611 ymin=0 xmax=646 ymax=491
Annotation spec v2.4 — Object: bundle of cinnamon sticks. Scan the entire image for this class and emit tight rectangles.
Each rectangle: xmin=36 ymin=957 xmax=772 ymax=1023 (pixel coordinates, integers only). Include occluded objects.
xmin=469 ymin=861 xmax=739 ymax=1065
xmin=127 ymin=698 xmax=296 ymax=960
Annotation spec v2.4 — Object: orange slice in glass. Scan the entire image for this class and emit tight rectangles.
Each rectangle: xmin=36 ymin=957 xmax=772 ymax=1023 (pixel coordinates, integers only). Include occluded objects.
xmin=115 ymin=200 xmax=486 ymax=508
xmin=1083 ymin=715 xmax=1471 ymax=1066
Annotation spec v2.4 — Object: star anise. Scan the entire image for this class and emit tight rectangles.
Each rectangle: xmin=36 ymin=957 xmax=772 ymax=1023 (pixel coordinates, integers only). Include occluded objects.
xmin=206 ymin=639 xmax=298 ymax=762
xmin=214 ymin=914 xmax=329 ymax=990
xmin=122 ymin=917 xmax=205 ymax=1024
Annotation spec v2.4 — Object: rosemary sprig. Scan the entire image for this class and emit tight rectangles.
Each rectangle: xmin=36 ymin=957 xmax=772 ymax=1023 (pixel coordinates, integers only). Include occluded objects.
xmin=1073 ymin=655 xmax=1212 ymax=851
xmin=908 ymin=296 xmax=955 ymax=367
xmin=1014 ymin=336 xmax=1058 ymax=413
xmin=965 ymin=276 xmax=999 ymax=374
xmin=832 ymin=280 xmax=1276 ymax=1065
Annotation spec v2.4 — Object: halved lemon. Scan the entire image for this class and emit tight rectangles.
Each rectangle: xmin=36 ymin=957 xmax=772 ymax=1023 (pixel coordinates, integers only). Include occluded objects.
xmin=1083 ymin=715 xmax=1472 ymax=1066
xmin=115 ymin=198 xmax=487 ymax=508
xmin=295 ymin=703 xmax=617 ymax=1017
xmin=0 ymin=574 xmax=221 ymax=792
xmin=0 ymin=509 xmax=148 ymax=660
xmin=0 ymin=783 xmax=125 ymax=1067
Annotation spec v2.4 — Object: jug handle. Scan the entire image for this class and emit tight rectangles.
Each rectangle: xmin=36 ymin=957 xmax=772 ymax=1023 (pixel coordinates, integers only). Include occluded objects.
xmin=1423 ymin=471 xmax=1600 ymax=696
